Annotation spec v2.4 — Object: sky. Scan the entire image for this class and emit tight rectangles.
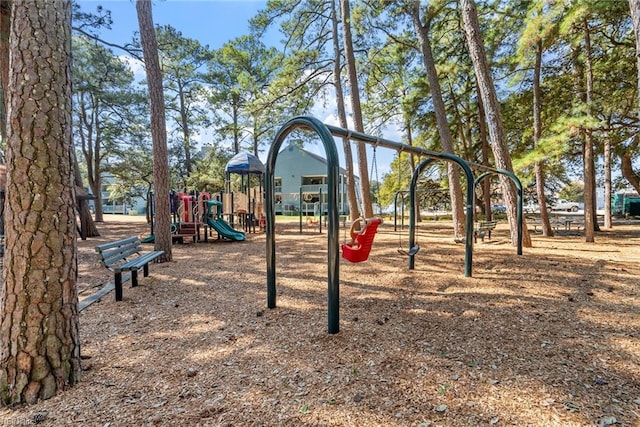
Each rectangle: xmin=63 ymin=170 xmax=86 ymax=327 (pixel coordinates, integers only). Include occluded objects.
xmin=76 ymin=0 xmax=398 ymax=176
xmin=78 ymin=0 xmax=271 ymax=48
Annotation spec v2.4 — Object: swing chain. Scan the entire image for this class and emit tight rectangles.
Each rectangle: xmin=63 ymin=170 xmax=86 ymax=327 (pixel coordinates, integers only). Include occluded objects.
xmin=370 ymin=140 xmax=381 ymax=214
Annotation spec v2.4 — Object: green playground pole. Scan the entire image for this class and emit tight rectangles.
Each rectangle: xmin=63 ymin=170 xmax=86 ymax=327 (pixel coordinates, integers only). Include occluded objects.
xmin=472 ymin=167 xmax=524 ymax=256
xmin=408 ymin=158 xmax=475 ymax=276
xmin=266 ymin=116 xmax=340 ymax=334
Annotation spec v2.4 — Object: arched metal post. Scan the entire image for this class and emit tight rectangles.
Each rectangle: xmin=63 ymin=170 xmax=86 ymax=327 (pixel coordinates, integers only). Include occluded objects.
xmin=472 ymin=167 xmax=524 ymax=255
xmin=393 ymin=190 xmax=407 ymax=232
xmin=409 ymin=158 xmax=475 ymax=276
xmin=265 ymin=116 xmax=340 ymax=334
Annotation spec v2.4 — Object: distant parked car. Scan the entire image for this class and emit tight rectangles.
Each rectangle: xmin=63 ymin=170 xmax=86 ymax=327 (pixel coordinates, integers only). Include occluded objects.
xmin=551 ymin=199 xmax=580 ymax=212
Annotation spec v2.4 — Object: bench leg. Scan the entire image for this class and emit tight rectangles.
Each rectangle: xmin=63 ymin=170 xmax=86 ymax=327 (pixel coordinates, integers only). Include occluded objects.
xmin=131 ymin=271 xmax=139 ymax=287
xmin=115 ymin=273 xmax=123 ymax=301
xmin=143 ymin=263 xmax=149 ymax=278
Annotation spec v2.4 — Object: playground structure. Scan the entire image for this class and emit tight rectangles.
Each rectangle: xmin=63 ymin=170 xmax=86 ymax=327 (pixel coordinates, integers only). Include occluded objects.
xmin=170 ymin=191 xmax=209 ymax=242
xmin=223 ymin=152 xmax=266 ymax=234
xmin=145 ymin=190 xmax=246 ymax=243
xmin=265 ymin=116 xmax=524 ymax=334
xmin=142 ymin=153 xmax=265 ymax=244
xmin=144 ymin=191 xmax=210 ymax=243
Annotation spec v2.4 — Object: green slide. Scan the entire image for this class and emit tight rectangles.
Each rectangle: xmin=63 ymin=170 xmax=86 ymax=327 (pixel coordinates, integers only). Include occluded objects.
xmin=207 ymin=216 xmax=246 ymax=241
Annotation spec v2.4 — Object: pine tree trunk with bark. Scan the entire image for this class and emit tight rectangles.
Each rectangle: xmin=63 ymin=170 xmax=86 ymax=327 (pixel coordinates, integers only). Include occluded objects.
xmin=532 ymin=39 xmax=554 ymax=237
xmin=0 ymin=0 xmax=81 ymax=405
xmin=410 ymin=3 xmax=465 ymax=238
xmin=626 ymin=1 xmax=640 ymax=196
xmin=137 ymin=0 xmax=172 ymax=261
xmin=603 ymin=136 xmax=612 ymax=229
xmin=73 ymin=149 xmax=99 ymax=238
xmin=582 ymin=19 xmax=596 ymax=242
xmin=0 ymin=0 xmax=10 ymax=147
xmin=331 ymin=0 xmax=359 ymax=221
xmin=460 ymin=0 xmax=532 ymax=247
xmin=341 ymin=0 xmax=373 ymax=219
xmin=477 ymin=86 xmax=491 ymax=219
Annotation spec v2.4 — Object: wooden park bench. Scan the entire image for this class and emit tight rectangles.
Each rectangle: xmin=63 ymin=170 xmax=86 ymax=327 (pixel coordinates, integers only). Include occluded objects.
xmin=474 ymin=220 xmax=497 ymax=243
xmin=95 ymin=236 xmax=164 ymax=301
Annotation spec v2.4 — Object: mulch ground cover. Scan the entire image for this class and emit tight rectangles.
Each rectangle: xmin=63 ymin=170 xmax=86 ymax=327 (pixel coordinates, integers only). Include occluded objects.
xmin=1 ymin=216 xmax=639 ymax=426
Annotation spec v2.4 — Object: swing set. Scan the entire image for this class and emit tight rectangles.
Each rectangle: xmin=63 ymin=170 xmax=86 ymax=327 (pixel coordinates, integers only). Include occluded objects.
xmin=264 ymin=115 xmax=524 ymax=335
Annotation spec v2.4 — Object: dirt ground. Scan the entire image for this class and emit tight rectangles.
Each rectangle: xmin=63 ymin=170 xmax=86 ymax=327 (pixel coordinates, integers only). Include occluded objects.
xmin=1 ymin=214 xmax=639 ymax=426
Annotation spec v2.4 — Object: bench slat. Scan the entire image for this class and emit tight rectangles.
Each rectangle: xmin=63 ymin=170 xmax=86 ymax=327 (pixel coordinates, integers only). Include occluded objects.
xmin=100 ymin=246 xmax=143 ymax=268
xmin=115 ymin=251 xmax=164 ymax=272
xmin=95 ymin=236 xmax=140 ymax=252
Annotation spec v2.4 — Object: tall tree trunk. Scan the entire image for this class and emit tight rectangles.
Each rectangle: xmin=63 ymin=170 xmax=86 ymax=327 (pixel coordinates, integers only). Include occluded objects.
xmin=340 ymin=0 xmax=373 ymax=218
xmin=532 ymin=39 xmax=553 ymax=236
xmin=410 ymin=3 xmax=465 ymax=238
xmin=137 ymin=0 xmax=172 ymax=261
xmin=477 ymin=85 xmax=491 ymax=219
xmin=621 ymin=136 xmax=640 ymax=193
xmin=460 ymin=0 xmax=532 ymax=247
xmin=1 ymin=0 xmax=80 ymax=404
xmin=72 ymin=147 xmax=99 ymax=238
xmin=178 ymin=87 xmax=192 ymax=176
xmin=626 ymin=0 xmax=640 ymax=194
xmin=630 ymin=0 xmax=640 ymax=118
xmin=77 ymin=97 xmax=105 ymax=223
xmin=604 ymin=136 xmax=612 ymax=228
xmin=0 ymin=0 xmax=9 ymax=150
xmin=232 ymin=103 xmax=240 ymax=154
xmin=331 ymin=0 xmax=358 ymax=221
xmin=251 ymin=113 xmax=260 ymax=157
xmin=582 ymin=19 xmax=596 ymax=242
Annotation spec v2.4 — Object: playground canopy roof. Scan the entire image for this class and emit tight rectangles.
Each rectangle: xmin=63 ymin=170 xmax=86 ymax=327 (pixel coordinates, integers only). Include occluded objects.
xmin=225 ymin=152 xmax=265 ymax=175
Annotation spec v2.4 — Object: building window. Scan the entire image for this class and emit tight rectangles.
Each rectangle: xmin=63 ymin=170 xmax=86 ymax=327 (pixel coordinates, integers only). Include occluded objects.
xmin=301 ymin=176 xmax=325 ymax=185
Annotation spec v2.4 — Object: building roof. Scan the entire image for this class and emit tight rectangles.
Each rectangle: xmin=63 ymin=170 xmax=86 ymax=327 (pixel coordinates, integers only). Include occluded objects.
xmin=283 ymin=142 xmax=352 ymax=176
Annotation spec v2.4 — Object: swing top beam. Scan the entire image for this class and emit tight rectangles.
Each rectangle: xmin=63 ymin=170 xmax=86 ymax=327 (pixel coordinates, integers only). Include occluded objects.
xmin=325 ymin=124 xmax=471 ymax=167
